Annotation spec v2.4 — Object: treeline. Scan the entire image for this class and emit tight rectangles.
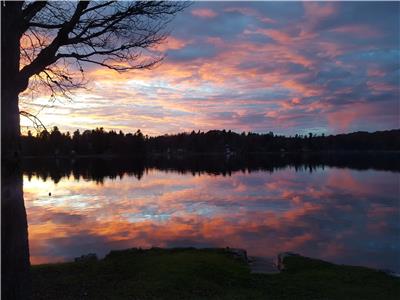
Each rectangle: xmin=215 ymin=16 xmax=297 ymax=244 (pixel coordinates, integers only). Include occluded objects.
xmin=21 ymin=127 xmax=400 ymax=156
xmin=22 ymin=153 xmax=400 ymax=184
xmin=22 ymin=127 xmax=145 ymax=156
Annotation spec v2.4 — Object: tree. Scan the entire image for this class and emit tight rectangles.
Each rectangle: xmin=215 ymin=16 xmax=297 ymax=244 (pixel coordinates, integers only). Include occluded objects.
xmin=2 ymin=0 xmax=188 ymax=160
xmin=1 ymin=1 xmax=187 ymax=298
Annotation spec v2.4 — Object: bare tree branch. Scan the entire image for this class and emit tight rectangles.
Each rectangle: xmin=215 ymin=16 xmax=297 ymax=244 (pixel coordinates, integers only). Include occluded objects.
xmin=20 ymin=110 xmax=48 ymax=133
xmin=21 ymin=0 xmax=48 ymax=25
xmin=19 ymin=1 xmax=90 ymax=89
xmin=18 ymin=1 xmax=189 ymax=96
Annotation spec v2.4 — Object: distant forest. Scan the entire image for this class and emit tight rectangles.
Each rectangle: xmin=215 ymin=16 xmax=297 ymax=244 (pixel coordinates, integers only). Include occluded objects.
xmin=21 ymin=127 xmax=400 ymax=156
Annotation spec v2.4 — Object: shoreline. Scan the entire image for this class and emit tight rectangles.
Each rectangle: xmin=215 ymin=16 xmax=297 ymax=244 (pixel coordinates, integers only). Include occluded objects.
xmin=21 ymin=150 xmax=400 ymax=159
xmin=32 ymin=247 xmax=400 ymax=277
xmin=31 ymin=247 xmax=400 ymax=299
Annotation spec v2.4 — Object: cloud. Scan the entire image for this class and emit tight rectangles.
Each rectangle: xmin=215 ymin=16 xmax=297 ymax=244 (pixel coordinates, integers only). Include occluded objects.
xmin=330 ymin=25 xmax=381 ymax=37
xmin=191 ymin=8 xmax=217 ymax=19
xmin=20 ymin=1 xmax=400 ymax=136
xmin=154 ymin=36 xmax=191 ymax=52
xmin=224 ymin=6 xmax=275 ymax=24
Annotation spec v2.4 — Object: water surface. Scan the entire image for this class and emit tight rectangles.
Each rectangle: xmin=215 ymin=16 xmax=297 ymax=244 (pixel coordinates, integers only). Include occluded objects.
xmin=23 ymin=155 xmax=400 ymax=272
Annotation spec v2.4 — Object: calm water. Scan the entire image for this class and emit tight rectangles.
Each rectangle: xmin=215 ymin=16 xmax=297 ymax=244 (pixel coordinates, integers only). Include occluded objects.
xmin=23 ymin=155 xmax=400 ymax=272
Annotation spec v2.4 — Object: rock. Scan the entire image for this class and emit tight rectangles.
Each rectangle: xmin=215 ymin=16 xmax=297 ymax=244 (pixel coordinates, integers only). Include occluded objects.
xmin=379 ymin=269 xmax=400 ymax=278
xmin=277 ymin=252 xmax=300 ymax=271
xmin=226 ymin=247 xmax=248 ymax=262
xmin=74 ymin=253 xmax=98 ymax=263
xmin=389 ymin=272 xmax=400 ymax=278
xmin=248 ymin=256 xmax=279 ymax=274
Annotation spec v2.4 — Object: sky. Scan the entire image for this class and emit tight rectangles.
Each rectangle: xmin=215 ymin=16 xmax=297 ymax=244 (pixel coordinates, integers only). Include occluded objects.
xmin=20 ymin=1 xmax=400 ymax=136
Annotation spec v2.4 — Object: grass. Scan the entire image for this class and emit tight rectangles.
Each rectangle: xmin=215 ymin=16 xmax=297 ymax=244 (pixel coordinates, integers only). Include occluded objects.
xmin=31 ymin=248 xmax=400 ymax=300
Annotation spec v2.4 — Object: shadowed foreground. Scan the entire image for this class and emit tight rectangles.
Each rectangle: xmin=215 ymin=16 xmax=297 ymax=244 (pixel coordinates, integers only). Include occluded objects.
xmin=31 ymin=248 xmax=399 ymax=300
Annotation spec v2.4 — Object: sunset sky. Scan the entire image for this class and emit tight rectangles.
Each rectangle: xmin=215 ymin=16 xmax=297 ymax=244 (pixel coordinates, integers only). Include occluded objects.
xmin=20 ymin=1 xmax=399 ymax=136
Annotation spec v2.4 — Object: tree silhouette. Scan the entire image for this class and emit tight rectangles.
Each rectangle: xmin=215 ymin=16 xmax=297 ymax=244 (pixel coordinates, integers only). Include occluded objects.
xmin=20 ymin=128 xmax=399 ymax=157
xmin=1 ymin=2 xmax=187 ymax=298
xmin=2 ymin=0 xmax=188 ymax=160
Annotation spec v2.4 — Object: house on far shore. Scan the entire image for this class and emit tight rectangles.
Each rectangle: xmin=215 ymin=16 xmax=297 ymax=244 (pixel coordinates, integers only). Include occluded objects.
xmin=225 ymin=144 xmax=235 ymax=157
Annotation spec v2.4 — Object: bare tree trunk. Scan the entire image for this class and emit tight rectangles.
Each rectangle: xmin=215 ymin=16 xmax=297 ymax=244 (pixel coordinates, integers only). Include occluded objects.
xmin=1 ymin=2 xmax=31 ymax=299
xmin=1 ymin=163 xmax=31 ymax=300
xmin=2 ymin=1 xmax=22 ymax=160
xmin=2 ymin=89 xmax=21 ymax=159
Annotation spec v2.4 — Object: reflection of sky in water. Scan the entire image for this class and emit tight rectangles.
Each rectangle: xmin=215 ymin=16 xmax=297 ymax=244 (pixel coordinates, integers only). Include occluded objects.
xmin=24 ymin=168 xmax=400 ymax=272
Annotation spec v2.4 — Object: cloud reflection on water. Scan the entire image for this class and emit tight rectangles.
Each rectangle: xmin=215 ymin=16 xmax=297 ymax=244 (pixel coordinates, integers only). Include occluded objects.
xmin=24 ymin=167 xmax=399 ymax=271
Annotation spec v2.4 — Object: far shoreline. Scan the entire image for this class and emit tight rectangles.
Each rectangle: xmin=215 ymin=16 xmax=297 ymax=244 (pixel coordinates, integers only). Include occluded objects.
xmin=20 ymin=150 xmax=400 ymax=159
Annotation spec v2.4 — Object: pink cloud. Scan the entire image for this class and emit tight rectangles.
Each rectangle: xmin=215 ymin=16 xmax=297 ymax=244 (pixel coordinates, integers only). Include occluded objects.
xmin=205 ymin=36 xmax=225 ymax=47
xmin=291 ymin=98 xmax=301 ymax=105
xmin=191 ymin=8 xmax=217 ymax=19
xmin=316 ymin=41 xmax=344 ymax=58
xmin=367 ymin=81 xmax=396 ymax=94
xmin=330 ymin=25 xmax=381 ymax=37
xmin=303 ymin=2 xmax=337 ymax=20
xmin=281 ymin=98 xmax=303 ymax=110
xmin=367 ymin=68 xmax=386 ymax=77
xmin=326 ymin=102 xmax=377 ymax=132
xmin=301 ymin=2 xmax=337 ymax=36
xmin=224 ymin=7 xmax=275 ymax=24
xmin=261 ymin=29 xmax=293 ymax=44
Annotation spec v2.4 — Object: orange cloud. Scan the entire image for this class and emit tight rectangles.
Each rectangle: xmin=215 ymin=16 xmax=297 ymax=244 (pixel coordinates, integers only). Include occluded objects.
xmin=154 ymin=36 xmax=191 ymax=51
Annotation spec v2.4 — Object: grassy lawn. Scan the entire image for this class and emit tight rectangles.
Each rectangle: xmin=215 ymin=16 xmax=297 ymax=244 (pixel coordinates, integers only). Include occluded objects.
xmin=31 ymin=248 xmax=400 ymax=300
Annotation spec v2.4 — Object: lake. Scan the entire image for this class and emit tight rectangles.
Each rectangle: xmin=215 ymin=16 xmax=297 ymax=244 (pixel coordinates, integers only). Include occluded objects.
xmin=22 ymin=154 xmax=400 ymax=272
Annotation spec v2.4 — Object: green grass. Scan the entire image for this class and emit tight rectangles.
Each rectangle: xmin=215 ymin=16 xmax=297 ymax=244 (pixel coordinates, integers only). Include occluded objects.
xmin=31 ymin=248 xmax=400 ymax=300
